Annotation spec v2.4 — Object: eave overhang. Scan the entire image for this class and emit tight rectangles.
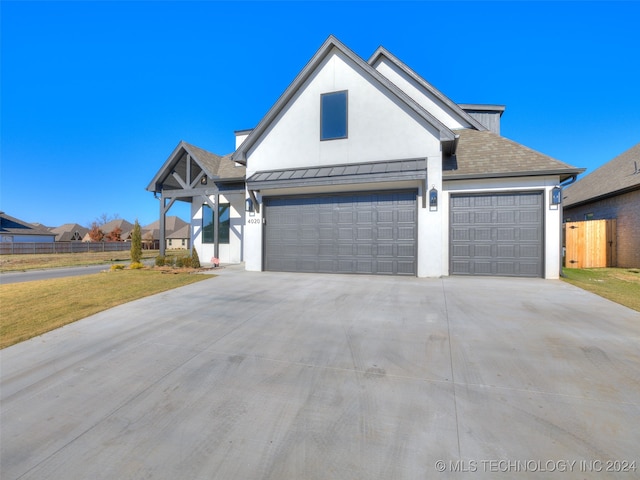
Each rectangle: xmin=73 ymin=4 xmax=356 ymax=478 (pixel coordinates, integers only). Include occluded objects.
xmin=443 ymin=168 xmax=585 ymax=183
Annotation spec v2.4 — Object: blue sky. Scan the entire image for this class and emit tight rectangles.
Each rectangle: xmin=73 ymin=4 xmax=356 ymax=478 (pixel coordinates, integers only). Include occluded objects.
xmin=2 ymin=1 xmax=639 ymax=227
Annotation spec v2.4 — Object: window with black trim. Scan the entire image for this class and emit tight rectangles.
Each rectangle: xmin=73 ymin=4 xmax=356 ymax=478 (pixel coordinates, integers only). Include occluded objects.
xmin=202 ymin=203 xmax=231 ymax=244
xmin=321 ymin=91 xmax=348 ymax=140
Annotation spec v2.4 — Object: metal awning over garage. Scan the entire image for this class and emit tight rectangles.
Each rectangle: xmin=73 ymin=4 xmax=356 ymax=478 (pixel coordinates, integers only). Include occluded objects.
xmin=247 ymin=159 xmax=427 ymax=190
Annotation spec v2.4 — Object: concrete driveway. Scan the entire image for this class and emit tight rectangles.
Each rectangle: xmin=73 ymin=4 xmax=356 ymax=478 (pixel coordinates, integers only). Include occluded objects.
xmin=1 ymin=266 xmax=639 ymax=479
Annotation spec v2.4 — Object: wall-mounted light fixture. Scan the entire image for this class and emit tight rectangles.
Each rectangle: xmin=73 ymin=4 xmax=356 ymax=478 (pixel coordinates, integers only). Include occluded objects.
xmin=245 ymin=198 xmax=254 ymax=213
xmin=429 ymin=185 xmax=438 ymax=211
xmin=550 ymin=186 xmax=562 ymax=209
xmin=200 ymin=176 xmax=208 ymax=185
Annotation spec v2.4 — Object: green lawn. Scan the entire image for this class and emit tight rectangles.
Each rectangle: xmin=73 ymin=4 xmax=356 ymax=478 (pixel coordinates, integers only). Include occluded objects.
xmin=562 ymin=268 xmax=640 ymax=312
xmin=0 ymin=269 xmax=210 ymax=349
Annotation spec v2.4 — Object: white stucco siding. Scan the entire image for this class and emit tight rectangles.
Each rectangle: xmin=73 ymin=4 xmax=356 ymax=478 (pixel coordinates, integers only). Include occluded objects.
xmin=373 ymin=57 xmax=471 ymax=131
xmin=246 ymin=49 xmax=442 ymax=175
xmin=443 ymin=176 xmax=564 ymax=279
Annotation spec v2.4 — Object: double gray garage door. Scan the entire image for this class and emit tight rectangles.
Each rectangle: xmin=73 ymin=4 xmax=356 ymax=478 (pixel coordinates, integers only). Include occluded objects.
xmin=264 ymin=191 xmax=416 ymax=275
xmin=263 ymin=190 xmax=543 ymax=277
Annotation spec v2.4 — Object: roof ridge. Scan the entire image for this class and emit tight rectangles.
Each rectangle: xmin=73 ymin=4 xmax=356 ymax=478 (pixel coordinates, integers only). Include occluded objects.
xmin=232 ymin=35 xmax=456 ymax=164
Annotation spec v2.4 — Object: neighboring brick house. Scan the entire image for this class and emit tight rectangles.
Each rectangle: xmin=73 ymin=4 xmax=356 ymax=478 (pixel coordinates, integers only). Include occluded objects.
xmin=142 ymin=216 xmax=189 ymax=250
xmin=563 ymin=143 xmax=640 ymax=268
xmin=166 ymin=225 xmax=190 ymax=249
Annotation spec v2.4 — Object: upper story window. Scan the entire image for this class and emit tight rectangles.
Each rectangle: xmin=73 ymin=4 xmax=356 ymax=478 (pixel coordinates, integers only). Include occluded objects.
xmin=320 ymin=91 xmax=348 ymax=140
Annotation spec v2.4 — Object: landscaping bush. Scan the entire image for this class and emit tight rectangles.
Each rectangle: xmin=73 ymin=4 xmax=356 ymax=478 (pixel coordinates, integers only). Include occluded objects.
xmin=130 ymin=262 xmax=145 ymax=270
xmin=175 ymin=257 xmax=184 ymax=268
xmin=155 ymin=256 xmax=165 ymax=267
xmin=130 ymin=220 xmax=142 ymax=264
xmin=110 ymin=264 xmax=125 ymax=271
xmin=191 ymin=249 xmax=201 ymax=269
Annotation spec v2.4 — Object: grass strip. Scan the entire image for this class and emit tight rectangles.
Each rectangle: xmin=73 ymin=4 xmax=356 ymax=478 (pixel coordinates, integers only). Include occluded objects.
xmin=0 ymin=251 xmax=159 ymax=272
xmin=0 ymin=269 xmax=210 ymax=349
xmin=562 ymin=268 xmax=640 ymax=312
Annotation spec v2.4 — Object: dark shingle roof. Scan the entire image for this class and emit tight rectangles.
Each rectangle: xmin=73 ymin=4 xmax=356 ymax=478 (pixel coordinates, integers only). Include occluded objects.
xmin=147 ymin=141 xmax=246 ymax=193
xmin=181 ymin=142 xmax=245 ymax=180
xmin=0 ymin=212 xmax=56 ymax=237
xmin=563 ymin=142 xmax=640 ymax=207
xmin=444 ymin=129 xmax=583 ymax=181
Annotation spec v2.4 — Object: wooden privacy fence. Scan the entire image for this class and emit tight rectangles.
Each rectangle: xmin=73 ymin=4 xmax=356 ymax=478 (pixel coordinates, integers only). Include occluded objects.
xmin=564 ymin=219 xmax=617 ymax=268
xmin=0 ymin=242 xmax=132 ymax=255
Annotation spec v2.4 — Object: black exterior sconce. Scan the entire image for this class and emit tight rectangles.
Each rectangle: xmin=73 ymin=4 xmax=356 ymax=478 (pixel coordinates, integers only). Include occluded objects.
xmin=245 ymin=198 xmax=254 ymax=213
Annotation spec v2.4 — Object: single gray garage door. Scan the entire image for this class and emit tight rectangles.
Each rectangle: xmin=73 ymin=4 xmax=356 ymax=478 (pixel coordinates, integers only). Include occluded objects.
xmin=450 ymin=192 xmax=543 ymax=277
xmin=264 ymin=191 xmax=416 ymax=275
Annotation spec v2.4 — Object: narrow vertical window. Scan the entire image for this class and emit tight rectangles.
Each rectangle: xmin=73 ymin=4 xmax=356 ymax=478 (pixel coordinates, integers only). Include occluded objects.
xmin=202 ymin=205 xmax=214 ymax=244
xmin=202 ymin=203 xmax=230 ymax=244
xmin=321 ymin=91 xmax=348 ymax=140
xmin=218 ymin=203 xmax=230 ymax=244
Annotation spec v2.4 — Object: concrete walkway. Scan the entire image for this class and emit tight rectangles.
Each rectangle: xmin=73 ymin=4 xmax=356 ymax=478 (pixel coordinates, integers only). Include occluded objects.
xmin=1 ymin=267 xmax=639 ymax=479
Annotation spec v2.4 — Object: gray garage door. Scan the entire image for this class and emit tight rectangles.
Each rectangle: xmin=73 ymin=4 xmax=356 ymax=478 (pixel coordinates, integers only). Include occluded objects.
xmin=264 ymin=191 xmax=417 ymax=275
xmin=450 ymin=192 xmax=543 ymax=277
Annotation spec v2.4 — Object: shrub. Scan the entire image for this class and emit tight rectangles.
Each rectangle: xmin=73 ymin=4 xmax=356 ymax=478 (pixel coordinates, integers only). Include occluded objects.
xmin=175 ymin=257 xmax=184 ymax=268
xmin=130 ymin=262 xmax=145 ymax=270
xmin=130 ymin=220 xmax=142 ymax=264
xmin=191 ymin=249 xmax=201 ymax=269
xmin=110 ymin=264 xmax=125 ymax=271
xmin=182 ymin=256 xmax=192 ymax=268
xmin=155 ymin=256 xmax=165 ymax=267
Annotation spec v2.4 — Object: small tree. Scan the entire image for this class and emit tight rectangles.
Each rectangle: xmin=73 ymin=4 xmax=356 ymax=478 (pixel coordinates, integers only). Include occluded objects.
xmin=88 ymin=222 xmax=104 ymax=242
xmin=105 ymin=226 xmax=122 ymax=242
xmin=131 ymin=220 xmax=142 ymax=264
xmin=191 ymin=248 xmax=201 ymax=269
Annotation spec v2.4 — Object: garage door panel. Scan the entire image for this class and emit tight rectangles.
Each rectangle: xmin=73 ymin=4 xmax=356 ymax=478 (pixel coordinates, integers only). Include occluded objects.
xmin=265 ymin=191 xmax=416 ymax=275
xmin=451 ymin=192 xmax=543 ymax=277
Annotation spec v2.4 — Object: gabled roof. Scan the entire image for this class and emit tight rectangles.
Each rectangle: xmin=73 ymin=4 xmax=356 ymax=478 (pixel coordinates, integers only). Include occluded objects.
xmin=564 ymin=142 xmax=640 ymax=207
xmin=167 ymin=224 xmax=190 ymax=239
xmin=49 ymin=223 xmax=89 ymax=241
xmin=101 ymin=219 xmax=134 ymax=233
xmin=142 ymin=216 xmax=188 ymax=234
xmin=443 ymin=129 xmax=583 ymax=181
xmin=0 ymin=212 xmax=56 ymax=237
xmin=232 ymin=35 xmax=456 ymax=164
xmin=368 ymin=46 xmax=487 ymax=132
xmin=147 ymin=141 xmax=246 ymax=193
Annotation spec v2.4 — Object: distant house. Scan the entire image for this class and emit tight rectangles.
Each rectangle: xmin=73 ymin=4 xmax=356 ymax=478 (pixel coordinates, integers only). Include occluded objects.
xmin=83 ymin=219 xmax=134 ymax=242
xmin=142 ymin=216 xmax=189 ymax=250
xmin=49 ymin=223 xmax=89 ymax=242
xmin=166 ymin=224 xmax=190 ymax=249
xmin=0 ymin=212 xmax=56 ymax=243
xmin=563 ymin=143 xmax=640 ymax=267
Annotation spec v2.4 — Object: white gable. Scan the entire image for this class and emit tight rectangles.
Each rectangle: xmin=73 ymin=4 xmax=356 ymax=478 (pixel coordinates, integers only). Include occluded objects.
xmin=246 ymin=48 xmax=442 ymax=173
xmin=372 ymin=56 xmax=473 ymax=131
